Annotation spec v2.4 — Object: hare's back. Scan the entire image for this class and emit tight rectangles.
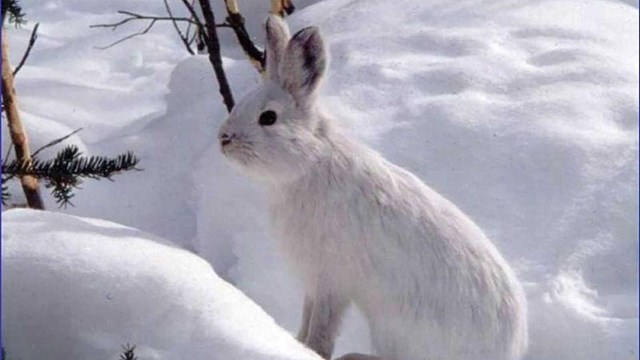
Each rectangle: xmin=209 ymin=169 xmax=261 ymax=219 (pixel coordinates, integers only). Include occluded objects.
xmin=356 ymin=161 xmax=527 ymax=360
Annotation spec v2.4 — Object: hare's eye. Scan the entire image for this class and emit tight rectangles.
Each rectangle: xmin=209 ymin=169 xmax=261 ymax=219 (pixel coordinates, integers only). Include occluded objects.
xmin=258 ymin=110 xmax=277 ymax=126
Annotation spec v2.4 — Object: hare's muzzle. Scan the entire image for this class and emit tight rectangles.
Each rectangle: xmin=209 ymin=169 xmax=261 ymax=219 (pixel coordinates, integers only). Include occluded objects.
xmin=219 ymin=131 xmax=234 ymax=147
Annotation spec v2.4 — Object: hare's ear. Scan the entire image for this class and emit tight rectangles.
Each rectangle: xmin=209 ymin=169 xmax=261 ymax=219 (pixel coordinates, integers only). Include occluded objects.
xmin=265 ymin=15 xmax=290 ymax=81
xmin=278 ymin=27 xmax=327 ymax=104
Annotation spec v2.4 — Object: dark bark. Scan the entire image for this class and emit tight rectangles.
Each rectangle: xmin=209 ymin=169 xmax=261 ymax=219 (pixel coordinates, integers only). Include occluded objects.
xmin=224 ymin=0 xmax=264 ymax=72
xmin=197 ymin=0 xmax=234 ymax=112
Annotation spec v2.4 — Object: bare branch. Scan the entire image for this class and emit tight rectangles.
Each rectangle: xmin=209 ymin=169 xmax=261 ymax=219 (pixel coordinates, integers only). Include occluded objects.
xmin=197 ymin=0 xmax=234 ymax=112
xmin=90 ymin=8 xmax=229 ymax=51
xmin=163 ymin=0 xmax=195 ymax=55
xmin=94 ymin=19 xmax=158 ymax=50
xmin=184 ymin=0 xmax=206 ymax=48
xmin=224 ymin=0 xmax=265 ymax=73
xmin=180 ymin=0 xmax=206 ymax=33
xmin=185 ymin=10 xmax=195 ymax=41
xmin=90 ymin=10 xmax=198 ymax=29
xmin=188 ymin=29 xmax=199 ymax=49
xmin=31 ymin=127 xmax=83 ymax=158
xmin=13 ymin=22 xmax=39 ymax=76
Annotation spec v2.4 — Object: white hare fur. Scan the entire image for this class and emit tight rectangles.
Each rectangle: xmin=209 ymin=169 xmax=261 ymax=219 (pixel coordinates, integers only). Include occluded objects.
xmin=218 ymin=16 xmax=528 ymax=360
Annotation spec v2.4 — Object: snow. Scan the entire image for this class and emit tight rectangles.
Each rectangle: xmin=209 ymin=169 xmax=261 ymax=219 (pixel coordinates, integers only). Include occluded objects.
xmin=2 ymin=0 xmax=638 ymax=359
xmin=1 ymin=209 xmax=322 ymax=360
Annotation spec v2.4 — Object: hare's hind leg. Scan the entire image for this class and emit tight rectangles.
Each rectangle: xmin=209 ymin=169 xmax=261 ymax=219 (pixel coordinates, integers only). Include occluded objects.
xmin=335 ymin=354 xmax=383 ymax=360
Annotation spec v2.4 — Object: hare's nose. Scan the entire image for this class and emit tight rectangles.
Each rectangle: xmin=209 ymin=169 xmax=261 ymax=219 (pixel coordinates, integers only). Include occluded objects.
xmin=219 ymin=131 xmax=234 ymax=147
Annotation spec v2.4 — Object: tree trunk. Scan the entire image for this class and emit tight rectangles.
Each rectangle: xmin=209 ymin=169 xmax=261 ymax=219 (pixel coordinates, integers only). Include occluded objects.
xmin=197 ymin=0 xmax=234 ymax=112
xmin=2 ymin=2 xmax=8 ymax=24
xmin=2 ymin=31 xmax=45 ymax=210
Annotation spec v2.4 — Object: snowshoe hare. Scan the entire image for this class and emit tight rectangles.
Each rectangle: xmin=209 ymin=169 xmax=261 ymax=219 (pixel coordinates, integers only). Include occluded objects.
xmin=218 ymin=15 xmax=528 ymax=360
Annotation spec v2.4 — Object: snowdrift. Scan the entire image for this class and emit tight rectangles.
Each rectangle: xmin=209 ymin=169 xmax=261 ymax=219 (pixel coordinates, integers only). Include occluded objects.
xmin=1 ymin=209 xmax=322 ymax=360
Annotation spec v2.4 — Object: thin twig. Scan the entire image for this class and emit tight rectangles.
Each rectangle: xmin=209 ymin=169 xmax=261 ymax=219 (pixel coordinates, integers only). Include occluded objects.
xmin=189 ymin=30 xmax=199 ymax=48
xmin=197 ymin=0 xmax=234 ymax=112
xmin=31 ymin=127 xmax=83 ymax=158
xmin=94 ymin=19 xmax=158 ymax=49
xmin=185 ymin=16 xmax=194 ymax=42
xmin=3 ymin=142 xmax=14 ymax=167
xmin=163 ymin=0 xmax=195 ymax=55
xmin=13 ymin=22 xmax=39 ymax=76
xmin=180 ymin=0 xmax=206 ymax=34
xmin=90 ymin=11 xmax=198 ymax=29
xmin=90 ymin=9 xmax=229 ymax=50
xmin=184 ymin=0 xmax=197 ymax=45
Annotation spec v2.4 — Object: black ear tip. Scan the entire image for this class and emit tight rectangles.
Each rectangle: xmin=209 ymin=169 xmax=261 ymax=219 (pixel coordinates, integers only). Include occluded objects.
xmin=291 ymin=26 xmax=323 ymax=44
xmin=284 ymin=3 xmax=295 ymax=14
xmin=296 ymin=26 xmax=320 ymax=35
xmin=302 ymin=26 xmax=320 ymax=33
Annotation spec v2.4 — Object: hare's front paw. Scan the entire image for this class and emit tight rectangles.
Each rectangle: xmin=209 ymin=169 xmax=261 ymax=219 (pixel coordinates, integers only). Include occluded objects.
xmin=334 ymin=354 xmax=383 ymax=360
xmin=297 ymin=295 xmax=313 ymax=342
xmin=306 ymin=332 xmax=334 ymax=359
xmin=304 ymin=292 xmax=349 ymax=359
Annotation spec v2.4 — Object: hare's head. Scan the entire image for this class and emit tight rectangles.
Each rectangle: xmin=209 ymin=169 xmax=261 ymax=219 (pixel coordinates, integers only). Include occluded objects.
xmin=218 ymin=15 xmax=330 ymax=183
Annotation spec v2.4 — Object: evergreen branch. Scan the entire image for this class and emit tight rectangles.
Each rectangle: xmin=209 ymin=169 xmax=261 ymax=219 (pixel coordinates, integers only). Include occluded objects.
xmin=2 ymin=175 xmax=10 ymax=206
xmin=13 ymin=22 xmax=39 ymax=76
xmin=120 ymin=344 xmax=137 ymax=360
xmin=2 ymin=145 xmax=140 ymax=207
xmin=3 ymin=0 xmax=26 ymax=27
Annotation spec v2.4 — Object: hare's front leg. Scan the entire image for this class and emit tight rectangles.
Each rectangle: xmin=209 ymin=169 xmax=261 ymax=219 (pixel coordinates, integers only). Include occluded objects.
xmin=303 ymin=291 xmax=348 ymax=359
xmin=335 ymin=354 xmax=383 ymax=360
xmin=297 ymin=295 xmax=314 ymax=342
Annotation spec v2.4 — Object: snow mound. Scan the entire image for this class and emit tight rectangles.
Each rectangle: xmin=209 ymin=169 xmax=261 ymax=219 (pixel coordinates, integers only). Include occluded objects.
xmin=1 ymin=209 xmax=322 ymax=360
